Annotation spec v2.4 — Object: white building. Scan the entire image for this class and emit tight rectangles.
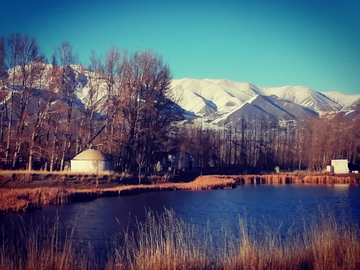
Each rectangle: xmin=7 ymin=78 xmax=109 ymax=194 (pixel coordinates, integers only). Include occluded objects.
xmin=331 ymin=159 xmax=349 ymax=174
xmin=71 ymin=149 xmax=113 ymax=173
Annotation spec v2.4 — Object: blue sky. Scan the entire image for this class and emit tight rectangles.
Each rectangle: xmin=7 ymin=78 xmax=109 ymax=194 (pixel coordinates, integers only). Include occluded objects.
xmin=1 ymin=0 xmax=360 ymax=94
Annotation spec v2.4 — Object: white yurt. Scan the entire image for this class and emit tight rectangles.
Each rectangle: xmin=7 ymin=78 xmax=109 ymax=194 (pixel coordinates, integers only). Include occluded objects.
xmin=71 ymin=148 xmax=113 ymax=173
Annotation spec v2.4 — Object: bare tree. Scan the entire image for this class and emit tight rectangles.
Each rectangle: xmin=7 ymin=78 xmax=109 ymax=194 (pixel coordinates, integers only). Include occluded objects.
xmin=28 ymin=60 xmax=50 ymax=170
xmin=117 ymin=50 xmax=181 ymax=172
xmin=0 ymin=36 xmax=8 ymax=151
xmin=4 ymin=34 xmax=45 ymax=168
xmin=55 ymin=41 xmax=78 ymax=170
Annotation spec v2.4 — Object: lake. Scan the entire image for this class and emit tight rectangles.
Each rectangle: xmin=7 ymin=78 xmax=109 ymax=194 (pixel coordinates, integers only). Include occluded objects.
xmin=1 ymin=184 xmax=360 ymax=255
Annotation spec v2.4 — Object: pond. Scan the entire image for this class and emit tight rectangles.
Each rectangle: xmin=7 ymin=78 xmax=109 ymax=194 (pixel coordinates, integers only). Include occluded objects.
xmin=1 ymin=184 xmax=360 ymax=255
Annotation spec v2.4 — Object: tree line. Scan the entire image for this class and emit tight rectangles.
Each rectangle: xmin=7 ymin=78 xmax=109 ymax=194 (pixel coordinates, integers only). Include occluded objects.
xmin=179 ymin=111 xmax=360 ymax=173
xmin=0 ymin=33 xmax=359 ymax=173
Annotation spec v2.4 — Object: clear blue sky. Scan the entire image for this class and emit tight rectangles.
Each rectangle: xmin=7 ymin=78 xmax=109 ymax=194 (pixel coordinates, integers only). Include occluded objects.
xmin=1 ymin=0 xmax=360 ymax=94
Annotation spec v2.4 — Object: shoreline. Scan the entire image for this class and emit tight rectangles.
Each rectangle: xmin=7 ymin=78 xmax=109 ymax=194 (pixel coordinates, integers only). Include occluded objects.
xmin=0 ymin=172 xmax=359 ymax=215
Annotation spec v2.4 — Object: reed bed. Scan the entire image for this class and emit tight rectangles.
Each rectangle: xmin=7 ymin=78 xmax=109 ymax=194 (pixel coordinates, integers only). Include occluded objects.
xmin=106 ymin=209 xmax=212 ymax=270
xmin=1 ymin=209 xmax=359 ymax=270
xmin=219 ymin=213 xmax=360 ymax=270
xmin=235 ymin=174 xmax=358 ymax=184
xmin=0 ymin=216 xmax=97 ymax=270
xmin=0 ymin=187 xmax=71 ymax=213
xmin=106 ymin=209 xmax=360 ymax=270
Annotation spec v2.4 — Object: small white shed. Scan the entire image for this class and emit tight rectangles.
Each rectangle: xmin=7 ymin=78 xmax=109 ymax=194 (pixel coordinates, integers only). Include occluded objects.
xmin=71 ymin=149 xmax=113 ymax=173
xmin=331 ymin=159 xmax=349 ymax=174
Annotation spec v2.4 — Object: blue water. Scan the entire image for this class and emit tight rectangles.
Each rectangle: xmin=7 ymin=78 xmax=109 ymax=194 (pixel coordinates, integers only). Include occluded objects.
xmin=1 ymin=184 xmax=360 ymax=251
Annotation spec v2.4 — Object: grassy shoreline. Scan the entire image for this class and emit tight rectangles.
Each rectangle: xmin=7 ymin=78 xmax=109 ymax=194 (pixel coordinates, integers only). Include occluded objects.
xmin=0 ymin=172 xmax=359 ymax=215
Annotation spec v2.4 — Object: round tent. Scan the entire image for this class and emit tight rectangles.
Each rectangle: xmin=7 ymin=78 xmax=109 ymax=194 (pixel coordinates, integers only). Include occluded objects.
xmin=70 ymin=149 xmax=113 ymax=173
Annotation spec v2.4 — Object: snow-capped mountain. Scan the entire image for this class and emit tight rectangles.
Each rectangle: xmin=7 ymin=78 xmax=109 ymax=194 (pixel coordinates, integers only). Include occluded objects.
xmin=170 ymin=78 xmax=359 ymax=126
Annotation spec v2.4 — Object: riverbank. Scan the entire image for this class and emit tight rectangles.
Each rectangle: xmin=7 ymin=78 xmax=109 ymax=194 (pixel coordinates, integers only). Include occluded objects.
xmin=1 ymin=209 xmax=359 ymax=270
xmin=0 ymin=171 xmax=359 ymax=215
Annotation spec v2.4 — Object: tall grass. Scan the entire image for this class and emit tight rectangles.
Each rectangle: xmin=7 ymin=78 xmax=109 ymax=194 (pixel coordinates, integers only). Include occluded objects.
xmin=219 ymin=215 xmax=360 ymax=270
xmin=0 ymin=216 xmax=97 ymax=270
xmin=1 ymin=209 xmax=359 ymax=269
xmin=106 ymin=209 xmax=360 ymax=270
xmin=107 ymin=209 xmax=212 ymax=270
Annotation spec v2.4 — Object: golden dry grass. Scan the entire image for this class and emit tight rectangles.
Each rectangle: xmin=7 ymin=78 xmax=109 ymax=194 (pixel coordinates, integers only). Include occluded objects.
xmin=219 ymin=216 xmax=360 ymax=270
xmin=235 ymin=174 xmax=358 ymax=184
xmin=0 ymin=187 xmax=70 ymax=213
xmin=106 ymin=209 xmax=211 ymax=270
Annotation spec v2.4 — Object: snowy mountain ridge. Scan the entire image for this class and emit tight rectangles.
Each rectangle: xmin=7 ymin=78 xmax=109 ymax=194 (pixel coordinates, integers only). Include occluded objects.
xmin=170 ymin=78 xmax=360 ymax=126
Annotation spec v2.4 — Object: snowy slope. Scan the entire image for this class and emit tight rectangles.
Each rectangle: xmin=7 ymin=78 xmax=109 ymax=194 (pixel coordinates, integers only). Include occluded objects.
xmin=260 ymin=85 xmax=342 ymax=111
xmin=212 ymin=102 xmax=273 ymax=126
xmin=210 ymin=94 xmax=318 ymax=126
xmin=321 ymin=91 xmax=360 ymax=108
xmin=171 ymin=78 xmax=248 ymax=117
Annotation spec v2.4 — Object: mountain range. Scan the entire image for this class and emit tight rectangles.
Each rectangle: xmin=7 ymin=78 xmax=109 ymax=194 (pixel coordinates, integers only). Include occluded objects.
xmin=4 ymin=65 xmax=360 ymax=127
xmin=170 ymin=78 xmax=360 ymax=126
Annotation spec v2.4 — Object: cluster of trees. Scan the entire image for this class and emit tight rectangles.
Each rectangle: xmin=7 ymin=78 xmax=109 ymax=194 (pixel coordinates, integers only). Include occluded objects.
xmin=179 ymin=111 xmax=360 ymax=172
xmin=0 ymin=34 xmax=181 ymax=171
xmin=0 ymin=33 xmax=359 ymax=173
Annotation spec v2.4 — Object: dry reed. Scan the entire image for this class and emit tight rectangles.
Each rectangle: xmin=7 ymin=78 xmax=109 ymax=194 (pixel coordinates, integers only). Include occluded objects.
xmin=0 ymin=187 xmax=70 ymax=213
xmin=107 ymin=209 xmax=211 ymax=270
xmin=106 ymin=209 xmax=360 ymax=270
xmin=219 ymin=214 xmax=360 ymax=270
xmin=0 ymin=216 xmax=97 ymax=270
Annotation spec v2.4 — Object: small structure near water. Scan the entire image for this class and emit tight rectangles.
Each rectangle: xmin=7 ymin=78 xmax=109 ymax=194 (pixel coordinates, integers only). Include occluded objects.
xmin=328 ymin=159 xmax=349 ymax=174
xmin=156 ymin=148 xmax=196 ymax=173
xmin=71 ymin=148 xmax=113 ymax=173
xmin=326 ymin=165 xmax=334 ymax=173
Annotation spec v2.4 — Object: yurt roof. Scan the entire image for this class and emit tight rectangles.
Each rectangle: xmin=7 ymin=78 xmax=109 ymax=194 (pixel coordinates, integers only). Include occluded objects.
xmin=72 ymin=149 xmax=111 ymax=161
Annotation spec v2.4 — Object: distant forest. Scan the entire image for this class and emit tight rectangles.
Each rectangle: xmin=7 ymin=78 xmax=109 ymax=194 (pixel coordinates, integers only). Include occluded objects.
xmin=0 ymin=34 xmax=359 ymax=173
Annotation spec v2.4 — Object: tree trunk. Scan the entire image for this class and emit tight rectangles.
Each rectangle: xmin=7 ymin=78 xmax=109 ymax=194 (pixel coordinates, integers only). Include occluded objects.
xmin=5 ymin=93 xmax=13 ymax=167
xmin=50 ymin=123 xmax=59 ymax=172
xmin=28 ymin=129 xmax=36 ymax=171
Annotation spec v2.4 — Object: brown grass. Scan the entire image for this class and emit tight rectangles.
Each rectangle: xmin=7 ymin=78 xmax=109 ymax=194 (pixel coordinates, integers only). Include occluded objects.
xmin=220 ymin=214 xmax=360 ymax=270
xmin=235 ymin=173 xmax=358 ymax=184
xmin=106 ymin=209 xmax=211 ymax=270
xmin=0 ymin=187 xmax=70 ymax=213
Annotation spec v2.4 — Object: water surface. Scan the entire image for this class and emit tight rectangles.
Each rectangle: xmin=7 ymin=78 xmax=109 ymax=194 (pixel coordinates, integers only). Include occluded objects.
xmin=1 ymin=184 xmax=359 ymax=252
